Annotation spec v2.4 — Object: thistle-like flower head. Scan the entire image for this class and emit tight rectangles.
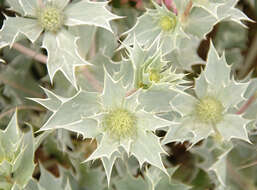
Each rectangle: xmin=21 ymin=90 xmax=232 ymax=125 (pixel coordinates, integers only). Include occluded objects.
xmin=37 ymin=4 xmax=65 ymax=33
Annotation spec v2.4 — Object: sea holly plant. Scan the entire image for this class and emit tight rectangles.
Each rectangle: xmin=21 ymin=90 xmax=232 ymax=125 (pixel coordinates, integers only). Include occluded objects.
xmin=0 ymin=0 xmax=120 ymax=87
xmin=0 ymin=0 xmax=256 ymax=189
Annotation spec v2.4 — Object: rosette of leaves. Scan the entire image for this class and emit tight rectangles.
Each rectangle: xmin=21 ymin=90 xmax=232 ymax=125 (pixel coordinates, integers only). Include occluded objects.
xmin=0 ymin=112 xmax=35 ymax=190
xmin=0 ymin=0 xmax=120 ymax=87
xmin=33 ymin=69 xmax=173 ymax=185
xmin=120 ymin=40 xmax=185 ymax=89
xmin=163 ymin=42 xmax=250 ymax=146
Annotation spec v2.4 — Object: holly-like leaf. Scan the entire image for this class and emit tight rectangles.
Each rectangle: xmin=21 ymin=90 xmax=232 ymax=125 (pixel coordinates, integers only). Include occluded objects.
xmin=42 ymin=30 xmax=89 ymax=88
xmin=0 ymin=16 xmax=43 ymax=46
xmin=38 ymin=90 xmax=100 ymax=131
xmin=217 ymin=0 xmax=254 ymax=27
xmin=64 ymin=0 xmax=121 ymax=33
xmin=0 ymin=112 xmax=35 ymax=189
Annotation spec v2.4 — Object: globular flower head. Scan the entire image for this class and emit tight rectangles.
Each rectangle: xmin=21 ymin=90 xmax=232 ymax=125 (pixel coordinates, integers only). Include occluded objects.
xmin=195 ymin=96 xmax=224 ymax=124
xmin=37 ymin=5 xmax=65 ymax=33
xmin=159 ymin=15 xmax=177 ymax=32
xmin=103 ymin=108 xmax=138 ymax=140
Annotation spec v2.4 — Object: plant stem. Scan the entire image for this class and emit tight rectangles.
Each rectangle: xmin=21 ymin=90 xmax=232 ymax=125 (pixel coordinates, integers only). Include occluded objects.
xmin=81 ymin=67 xmax=103 ymax=93
xmin=12 ymin=43 xmax=47 ymax=64
xmin=0 ymin=74 xmax=44 ymax=98
xmin=236 ymin=91 xmax=257 ymax=115
xmin=181 ymin=0 xmax=193 ymax=22
xmin=238 ymin=32 xmax=257 ymax=79
xmin=0 ymin=105 xmax=45 ymax=120
xmin=11 ymin=43 xmax=140 ymax=96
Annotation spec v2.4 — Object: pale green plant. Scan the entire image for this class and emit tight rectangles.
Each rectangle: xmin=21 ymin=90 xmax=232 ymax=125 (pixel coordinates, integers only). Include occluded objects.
xmin=0 ymin=0 xmax=256 ymax=189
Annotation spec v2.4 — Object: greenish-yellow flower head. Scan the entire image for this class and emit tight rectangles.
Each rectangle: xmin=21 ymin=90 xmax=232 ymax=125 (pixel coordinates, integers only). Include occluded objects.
xmin=159 ymin=15 xmax=176 ymax=32
xmin=103 ymin=108 xmax=137 ymax=139
xmin=149 ymin=69 xmax=161 ymax=83
xmin=195 ymin=96 xmax=224 ymax=124
xmin=37 ymin=6 xmax=64 ymax=33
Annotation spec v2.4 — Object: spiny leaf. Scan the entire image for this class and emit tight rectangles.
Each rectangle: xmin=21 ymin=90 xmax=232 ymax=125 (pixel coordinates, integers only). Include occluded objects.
xmin=64 ymin=0 xmax=121 ymax=33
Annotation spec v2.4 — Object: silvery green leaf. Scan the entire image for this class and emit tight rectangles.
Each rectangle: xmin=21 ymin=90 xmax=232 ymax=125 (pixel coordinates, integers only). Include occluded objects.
xmin=145 ymin=167 xmax=191 ymax=190
xmin=6 ymin=0 xmax=24 ymax=14
xmin=217 ymin=115 xmax=249 ymax=142
xmin=210 ymin=151 xmax=230 ymax=186
xmin=38 ymin=165 xmax=69 ymax=190
xmin=102 ymin=69 xmax=127 ymax=109
xmin=184 ymin=7 xmax=216 ymax=38
xmin=192 ymin=0 xmax=224 ymax=18
xmin=171 ymin=92 xmax=198 ymax=116
xmin=138 ymin=84 xmax=178 ymax=112
xmin=217 ymin=80 xmax=248 ymax=109
xmin=69 ymin=25 xmax=96 ymax=59
xmin=87 ymin=134 xmax=120 ymax=161
xmin=42 ymin=30 xmax=89 ymax=87
xmin=19 ymin=0 xmax=37 ymax=16
xmin=76 ymin=53 xmax=119 ymax=92
xmin=39 ymin=91 xmax=100 ymax=131
xmin=29 ymin=87 xmax=62 ymax=112
xmin=194 ymin=72 xmax=209 ymax=99
xmin=241 ymin=79 xmax=257 ymax=120
xmin=217 ymin=0 xmax=254 ymax=26
xmin=204 ymin=42 xmax=230 ymax=86
xmin=58 ymin=118 xmax=100 ymax=139
xmin=136 ymin=110 xmax=172 ymax=131
xmin=0 ymin=17 xmax=43 ymax=46
xmin=102 ymin=152 xmax=120 ymax=186
xmin=162 ymin=123 xmax=194 ymax=144
xmin=0 ymin=112 xmax=35 ymax=189
xmin=0 ymin=111 xmax=20 ymax=156
xmin=64 ymin=0 xmax=121 ymax=32
xmin=131 ymin=130 xmax=167 ymax=174
xmin=114 ymin=173 xmax=148 ymax=190
xmin=95 ymin=27 xmax=119 ymax=57
xmin=165 ymin=36 xmax=203 ymax=71
xmin=12 ymin=127 xmax=35 ymax=187
xmin=24 ymin=179 xmax=40 ymax=190
xmin=122 ymin=9 xmax=162 ymax=48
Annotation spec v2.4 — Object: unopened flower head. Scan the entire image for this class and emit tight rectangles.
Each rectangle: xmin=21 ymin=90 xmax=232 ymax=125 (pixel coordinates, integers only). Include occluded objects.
xmin=195 ymin=96 xmax=224 ymax=124
xmin=159 ymin=15 xmax=176 ymax=31
xmin=37 ymin=5 xmax=64 ymax=33
xmin=103 ymin=108 xmax=137 ymax=140
xmin=149 ymin=69 xmax=161 ymax=82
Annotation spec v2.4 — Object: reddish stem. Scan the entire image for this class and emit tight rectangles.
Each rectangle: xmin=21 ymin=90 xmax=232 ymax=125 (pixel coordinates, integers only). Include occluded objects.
xmin=236 ymin=93 xmax=257 ymax=115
